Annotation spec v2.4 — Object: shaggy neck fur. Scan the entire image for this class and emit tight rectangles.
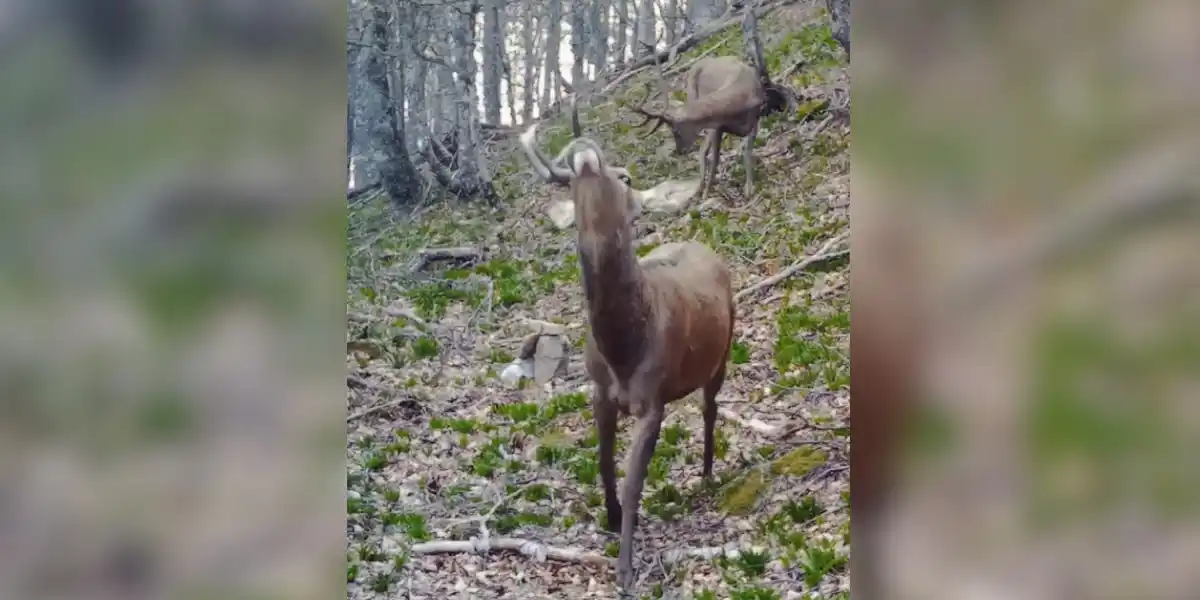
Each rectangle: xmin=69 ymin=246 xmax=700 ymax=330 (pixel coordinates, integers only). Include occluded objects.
xmin=574 ymin=171 xmax=650 ymax=380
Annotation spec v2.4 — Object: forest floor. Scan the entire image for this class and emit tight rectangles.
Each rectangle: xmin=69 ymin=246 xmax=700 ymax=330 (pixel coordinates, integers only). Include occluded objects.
xmin=345 ymin=2 xmax=850 ymax=598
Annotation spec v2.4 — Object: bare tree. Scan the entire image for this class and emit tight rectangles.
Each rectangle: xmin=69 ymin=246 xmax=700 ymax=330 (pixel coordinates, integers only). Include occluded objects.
xmin=687 ymin=0 xmax=721 ymax=34
xmin=482 ymin=0 xmax=504 ymax=124
xmin=521 ymin=3 xmax=538 ymax=121
xmin=825 ymin=0 xmax=850 ymax=55
xmin=542 ymin=0 xmax=562 ymax=111
xmin=664 ymin=0 xmax=680 ymax=45
xmin=614 ymin=0 xmax=628 ymax=62
xmin=570 ymin=0 xmax=587 ymax=85
xmin=636 ymin=0 xmax=656 ymax=57
xmin=589 ymin=0 xmax=610 ymax=76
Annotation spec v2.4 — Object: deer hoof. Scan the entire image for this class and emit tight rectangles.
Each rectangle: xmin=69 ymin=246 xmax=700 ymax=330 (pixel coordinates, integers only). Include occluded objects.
xmin=617 ymin=558 xmax=636 ymax=592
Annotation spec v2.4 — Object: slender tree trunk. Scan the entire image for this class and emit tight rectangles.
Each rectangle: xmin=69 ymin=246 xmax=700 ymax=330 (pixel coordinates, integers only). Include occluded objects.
xmin=614 ymin=0 xmax=628 ymax=63
xmin=570 ymin=0 xmax=586 ymax=86
xmin=825 ymin=0 xmax=850 ymax=55
xmin=482 ymin=0 xmax=503 ymax=124
xmin=521 ymin=4 xmax=536 ymax=121
xmin=405 ymin=10 xmax=428 ymax=155
xmin=589 ymin=0 xmax=609 ymax=75
xmin=367 ymin=0 xmax=421 ymax=207
xmin=637 ymin=0 xmax=656 ymax=56
xmin=542 ymin=0 xmax=562 ymax=111
xmin=664 ymin=0 xmax=678 ymax=45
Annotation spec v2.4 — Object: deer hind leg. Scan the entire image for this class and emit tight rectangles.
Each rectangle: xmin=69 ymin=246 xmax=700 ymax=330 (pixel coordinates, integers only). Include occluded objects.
xmin=742 ymin=120 xmax=760 ymax=198
xmin=697 ymin=128 xmax=723 ymax=204
xmin=594 ymin=387 xmax=622 ymax=532
xmin=702 ymin=361 xmax=726 ymax=479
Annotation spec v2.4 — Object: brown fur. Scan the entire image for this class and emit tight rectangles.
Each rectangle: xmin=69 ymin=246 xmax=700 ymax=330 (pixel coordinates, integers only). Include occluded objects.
xmin=569 ymin=144 xmax=735 ymax=592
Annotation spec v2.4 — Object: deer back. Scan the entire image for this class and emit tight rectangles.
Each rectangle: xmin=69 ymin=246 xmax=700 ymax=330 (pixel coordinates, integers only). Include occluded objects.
xmin=684 ymin=57 xmax=765 ymax=132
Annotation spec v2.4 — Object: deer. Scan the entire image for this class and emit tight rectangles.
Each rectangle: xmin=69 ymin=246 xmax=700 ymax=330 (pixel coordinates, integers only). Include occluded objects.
xmin=628 ymin=55 xmax=792 ymax=204
xmin=554 ymin=128 xmax=735 ymax=591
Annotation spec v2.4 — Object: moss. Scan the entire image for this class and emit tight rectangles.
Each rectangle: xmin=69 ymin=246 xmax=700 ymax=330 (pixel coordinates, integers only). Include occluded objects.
xmin=721 ymin=470 xmax=766 ymax=515
xmin=771 ymin=447 xmax=827 ymax=477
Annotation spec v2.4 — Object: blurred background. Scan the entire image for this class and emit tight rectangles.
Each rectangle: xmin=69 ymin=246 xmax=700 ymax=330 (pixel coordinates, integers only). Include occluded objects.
xmin=856 ymin=0 xmax=1200 ymax=598
xmin=1 ymin=0 xmax=1197 ymax=598
xmin=0 ymin=0 xmax=347 ymax=598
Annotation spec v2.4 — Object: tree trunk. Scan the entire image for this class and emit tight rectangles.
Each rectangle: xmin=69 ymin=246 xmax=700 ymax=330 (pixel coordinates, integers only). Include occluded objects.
xmin=636 ymin=0 xmax=656 ymax=56
xmin=367 ymin=0 xmax=422 ymax=207
xmin=687 ymin=0 xmax=720 ymax=34
xmin=825 ymin=0 xmax=850 ymax=55
xmin=589 ymin=0 xmax=609 ymax=75
xmin=614 ymin=0 xmax=628 ymax=63
xmin=482 ymin=0 xmax=503 ymax=124
xmin=405 ymin=9 xmax=429 ymax=155
xmin=521 ymin=4 xmax=537 ymax=121
xmin=664 ymin=0 xmax=679 ymax=45
xmin=570 ymin=0 xmax=586 ymax=86
xmin=542 ymin=0 xmax=562 ymax=112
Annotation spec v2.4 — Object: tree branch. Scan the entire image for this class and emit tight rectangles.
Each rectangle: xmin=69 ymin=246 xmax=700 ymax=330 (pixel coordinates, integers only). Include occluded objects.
xmin=410 ymin=537 xmax=615 ymax=567
xmin=735 ymin=232 xmax=849 ymax=301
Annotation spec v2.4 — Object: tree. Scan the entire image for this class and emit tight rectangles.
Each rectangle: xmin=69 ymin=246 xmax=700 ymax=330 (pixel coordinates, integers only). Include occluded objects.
xmin=825 ymin=0 xmax=850 ymax=55
xmin=482 ymin=0 xmax=504 ymax=124
xmin=521 ymin=3 xmax=538 ymax=121
xmin=614 ymin=0 xmax=629 ymax=62
xmin=636 ymin=0 xmax=656 ymax=57
xmin=570 ymin=0 xmax=587 ymax=85
xmin=542 ymin=0 xmax=562 ymax=111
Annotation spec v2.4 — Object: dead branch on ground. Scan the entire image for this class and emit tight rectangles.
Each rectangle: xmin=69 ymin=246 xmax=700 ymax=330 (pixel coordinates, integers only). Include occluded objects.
xmin=735 ymin=232 xmax=849 ymax=300
xmin=410 ymin=538 xmax=615 ymax=567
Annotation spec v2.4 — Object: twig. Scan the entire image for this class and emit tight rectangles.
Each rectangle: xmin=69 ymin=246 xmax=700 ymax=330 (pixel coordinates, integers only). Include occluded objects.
xmin=661 ymin=544 xmax=769 ymax=566
xmin=735 ymin=232 xmax=849 ymax=300
xmin=409 ymin=538 xmax=615 ymax=567
xmin=718 ymin=407 xmax=780 ymax=435
xmin=409 ymin=246 xmax=481 ymax=272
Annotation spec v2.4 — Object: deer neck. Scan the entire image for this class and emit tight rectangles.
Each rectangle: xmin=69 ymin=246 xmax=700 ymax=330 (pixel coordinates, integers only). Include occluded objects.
xmin=576 ymin=203 xmax=651 ymax=373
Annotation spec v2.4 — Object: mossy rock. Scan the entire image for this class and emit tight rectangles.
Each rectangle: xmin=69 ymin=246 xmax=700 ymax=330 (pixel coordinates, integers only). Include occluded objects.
xmin=771 ymin=447 xmax=827 ymax=477
xmin=720 ymin=470 xmax=766 ymax=515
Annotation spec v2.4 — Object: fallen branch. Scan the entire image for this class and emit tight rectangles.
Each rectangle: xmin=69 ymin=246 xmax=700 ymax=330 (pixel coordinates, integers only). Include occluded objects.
xmin=735 ymin=232 xmax=849 ymax=300
xmin=409 ymin=246 xmax=481 ymax=272
xmin=719 ymin=407 xmax=780 ymax=435
xmin=662 ymin=544 xmax=769 ymax=566
xmin=410 ymin=538 xmax=615 ymax=568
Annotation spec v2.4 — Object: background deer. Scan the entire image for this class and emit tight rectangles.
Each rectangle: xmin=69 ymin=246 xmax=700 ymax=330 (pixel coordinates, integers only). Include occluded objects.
xmin=556 ymin=132 xmax=735 ymax=591
xmin=629 ymin=55 xmax=792 ymax=203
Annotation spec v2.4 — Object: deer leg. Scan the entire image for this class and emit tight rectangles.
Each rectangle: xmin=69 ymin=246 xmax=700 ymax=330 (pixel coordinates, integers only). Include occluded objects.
xmin=742 ymin=121 xmax=760 ymax=198
xmin=697 ymin=129 xmax=722 ymax=204
xmin=617 ymin=405 xmax=664 ymax=591
xmin=594 ymin=387 xmax=622 ymax=532
xmin=702 ymin=361 xmax=726 ymax=479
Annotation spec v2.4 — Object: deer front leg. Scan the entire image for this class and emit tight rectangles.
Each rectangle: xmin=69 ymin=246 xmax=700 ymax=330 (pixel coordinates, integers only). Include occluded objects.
xmin=594 ymin=387 xmax=622 ymax=532
xmin=742 ymin=120 xmax=759 ymax=198
xmin=617 ymin=404 xmax=664 ymax=592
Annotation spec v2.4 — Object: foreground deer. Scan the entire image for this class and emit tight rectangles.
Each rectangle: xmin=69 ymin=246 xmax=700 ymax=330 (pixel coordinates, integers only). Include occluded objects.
xmin=559 ymin=134 xmax=735 ymax=591
xmin=629 ymin=55 xmax=790 ymax=203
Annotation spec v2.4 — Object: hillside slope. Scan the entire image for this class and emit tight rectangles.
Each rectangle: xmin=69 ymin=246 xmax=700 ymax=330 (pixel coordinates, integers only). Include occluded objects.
xmin=346 ymin=3 xmax=850 ymax=599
